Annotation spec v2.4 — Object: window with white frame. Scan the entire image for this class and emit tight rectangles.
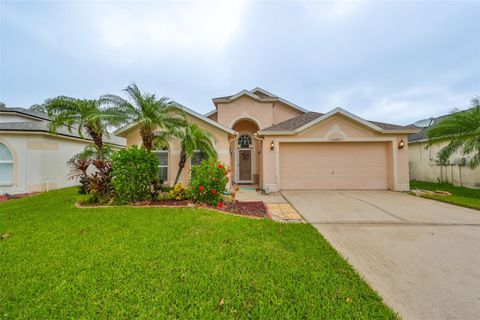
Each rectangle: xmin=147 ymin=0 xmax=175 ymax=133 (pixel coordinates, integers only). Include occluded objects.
xmin=153 ymin=147 xmax=168 ymax=183
xmin=191 ymin=150 xmax=208 ymax=166
xmin=0 ymin=143 xmax=13 ymax=186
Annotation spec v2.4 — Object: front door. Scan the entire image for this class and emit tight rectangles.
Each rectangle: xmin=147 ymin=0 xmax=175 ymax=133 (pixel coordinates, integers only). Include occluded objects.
xmin=237 ymin=149 xmax=252 ymax=183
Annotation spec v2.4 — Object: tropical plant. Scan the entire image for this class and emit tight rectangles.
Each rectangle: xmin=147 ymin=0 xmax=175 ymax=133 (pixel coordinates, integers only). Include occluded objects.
xmin=44 ymin=97 xmax=123 ymax=159
xmin=110 ymin=146 xmax=159 ymax=203
xmin=101 ymin=83 xmax=186 ymax=151
xmin=68 ymin=144 xmax=114 ymax=165
xmin=427 ymin=97 xmax=480 ymax=168
xmin=188 ymin=160 xmax=229 ymax=206
xmin=68 ymin=159 xmax=91 ymax=195
xmin=169 ymin=183 xmax=187 ymax=200
xmin=87 ymin=159 xmax=113 ymax=203
xmin=68 ymin=158 xmax=113 ymax=201
xmin=173 ymin=123 xmax=217 ymax=185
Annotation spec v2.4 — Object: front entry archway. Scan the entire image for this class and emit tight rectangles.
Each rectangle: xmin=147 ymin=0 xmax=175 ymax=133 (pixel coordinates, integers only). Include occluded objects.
xmin=231 ymin=119 xmax=260 ymax=185
xmin=236 ymin=132 xmax=253 ymax=183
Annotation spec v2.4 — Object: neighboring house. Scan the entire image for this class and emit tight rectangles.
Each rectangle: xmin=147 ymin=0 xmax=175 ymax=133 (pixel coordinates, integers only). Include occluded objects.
xmin=0 ymin=107 xmax=125 ymax=194
xmin=409 ymin=110 xmax=480 ymax=188
xmin=115 ymin=88 xmax=418 ymax=192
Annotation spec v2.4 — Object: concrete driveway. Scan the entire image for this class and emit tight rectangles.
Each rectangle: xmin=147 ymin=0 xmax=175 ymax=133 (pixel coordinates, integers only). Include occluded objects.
xmin=282 ymin=190 xmax=480 ymax=320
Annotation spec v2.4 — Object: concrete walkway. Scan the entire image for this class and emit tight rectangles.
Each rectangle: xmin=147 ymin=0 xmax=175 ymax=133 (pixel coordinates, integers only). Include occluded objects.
xmin=283 ymin=190 xmax=480 ymax=320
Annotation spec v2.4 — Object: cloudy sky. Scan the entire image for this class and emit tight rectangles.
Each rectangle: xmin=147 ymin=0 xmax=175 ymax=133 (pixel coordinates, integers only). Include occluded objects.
xmin=1 ymin=0 xmax=479 ymax=124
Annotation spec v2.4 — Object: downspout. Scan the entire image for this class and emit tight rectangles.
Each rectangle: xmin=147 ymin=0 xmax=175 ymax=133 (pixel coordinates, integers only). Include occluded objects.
xmin=228 ymin=132 xmax=239 ymax=184
xmin=253 ymin=133 xmax=265 ymax=189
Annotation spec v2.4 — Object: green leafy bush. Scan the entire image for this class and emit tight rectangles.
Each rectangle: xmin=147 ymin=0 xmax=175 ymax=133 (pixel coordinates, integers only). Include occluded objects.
xmin=111 ymin=146 xmax=159 ymax=203
xmin=189 ymin=159 xmax=229 ymax=206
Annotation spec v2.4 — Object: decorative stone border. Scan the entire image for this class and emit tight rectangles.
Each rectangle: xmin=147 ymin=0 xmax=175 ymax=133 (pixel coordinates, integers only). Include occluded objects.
xmin=266 ymin=203 xmax=305 ymax=223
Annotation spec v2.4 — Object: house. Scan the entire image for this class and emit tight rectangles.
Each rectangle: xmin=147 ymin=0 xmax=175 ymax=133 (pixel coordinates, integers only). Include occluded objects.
xmin=114 ymin=88 xmax=418 ymax=192
xmin=409 ymin=110 xmax=480 ymax=188
xmin=0 ymin=107 xmax=125 ymax=194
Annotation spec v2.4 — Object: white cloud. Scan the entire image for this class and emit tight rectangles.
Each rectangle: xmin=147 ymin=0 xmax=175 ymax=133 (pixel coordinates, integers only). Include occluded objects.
xmin=322 ymin=85 xmax=473 ymax=124
xmin=303 ymin=0 xmax=367 ymax=21
xmin=91 ymin=1 xmax=246 ymax=56
xmin=3 ymin=1 xmax=247 ymax=65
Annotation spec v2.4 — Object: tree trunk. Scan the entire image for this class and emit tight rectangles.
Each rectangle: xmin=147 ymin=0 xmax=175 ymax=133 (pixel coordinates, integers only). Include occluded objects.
xmin=141 ymin=128 xmax=154 ymax=152
xmin=87 ymin=127 xmax=104 ymax=160
xmin=174 ymin=148 xmax=187 ymax=185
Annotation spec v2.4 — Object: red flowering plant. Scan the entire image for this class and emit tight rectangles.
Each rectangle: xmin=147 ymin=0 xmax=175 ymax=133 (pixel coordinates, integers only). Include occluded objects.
xmin=188 ymin=159 xmax=229 ymax=206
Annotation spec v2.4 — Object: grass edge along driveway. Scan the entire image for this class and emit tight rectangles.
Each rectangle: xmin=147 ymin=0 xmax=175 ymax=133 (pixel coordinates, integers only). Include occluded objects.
xmin=0 ymin=188 xmax=397 ymax=319
xmin=410 ymin=180 xmax=480 ymax=211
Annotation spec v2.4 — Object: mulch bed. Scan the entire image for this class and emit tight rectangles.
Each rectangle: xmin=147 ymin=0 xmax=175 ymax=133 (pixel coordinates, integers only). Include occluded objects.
xmin=215 ymin=201 xmax=269 ymax=218
xmin=0 ymin=193 xmax=38 ymax=202
xmin=96 ymin=199 xmax=269 ymax=219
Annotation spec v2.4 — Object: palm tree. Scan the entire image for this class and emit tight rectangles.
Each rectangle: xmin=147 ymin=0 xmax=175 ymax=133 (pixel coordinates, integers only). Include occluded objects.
xmin=427 ymin=97 xmax=480 ymax=168
xmin=174 ymin=123 xmax=217 ymax=185
xmin=45 ymin=97 xmax=123 ymax=159
xmin=102 ymin=83 xmax=186 ymax=151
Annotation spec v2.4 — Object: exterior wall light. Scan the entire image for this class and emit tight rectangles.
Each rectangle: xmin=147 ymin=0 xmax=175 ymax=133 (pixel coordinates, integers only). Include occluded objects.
xmin=398 ymin=139 xmax=405 ymax=149
xmin=270 ymin=141 xmax=275 ymax=150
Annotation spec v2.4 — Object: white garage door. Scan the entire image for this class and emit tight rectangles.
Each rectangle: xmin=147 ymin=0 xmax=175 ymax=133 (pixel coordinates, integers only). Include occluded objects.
xmin=279 ymin=142 xmax=388 ymax=190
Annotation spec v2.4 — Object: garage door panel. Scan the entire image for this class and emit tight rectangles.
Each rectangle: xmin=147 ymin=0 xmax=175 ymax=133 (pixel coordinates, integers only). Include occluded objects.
xmin=279 ymin=142 xmax=388 ymax=190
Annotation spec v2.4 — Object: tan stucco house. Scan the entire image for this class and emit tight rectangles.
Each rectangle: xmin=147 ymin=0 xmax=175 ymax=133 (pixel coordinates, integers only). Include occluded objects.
xmin=115 ymin=88 xmax=418 ymax=192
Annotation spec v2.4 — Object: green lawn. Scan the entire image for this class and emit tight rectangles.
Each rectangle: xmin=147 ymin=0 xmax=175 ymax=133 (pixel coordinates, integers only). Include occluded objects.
xmin=410 ymin=180 xmax=480 ymax=210
xmin=0 ymin=188 xmax=396 ymax=319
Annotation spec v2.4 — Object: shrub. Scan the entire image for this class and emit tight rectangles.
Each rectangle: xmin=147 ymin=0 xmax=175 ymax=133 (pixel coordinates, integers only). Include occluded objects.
xmin=189 ymin=159 xmax=229 ymax=206
xmin=169 ymin=183 xmax=187 ymax=200
xmin=111 ymin=146 xmax=159 ymax=203
xmin=86 ymin=159 xmax=113 ymax=203
xmin=68 ymin=159 xmax=91 ymax=195
xmin=69 ymin=158 xmax=113 ymax=203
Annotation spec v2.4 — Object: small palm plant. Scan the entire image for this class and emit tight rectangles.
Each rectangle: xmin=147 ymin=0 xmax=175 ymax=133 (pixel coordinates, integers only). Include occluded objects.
xmin=45 ymin=97 xmax=123 ymax=159
xmin=173 ymin=123 xmax=217 ymax=185
xmin=102 ymin=83 xmax=186 ymax=151
xmin=427 ymin=97 xmax=480 ymax=168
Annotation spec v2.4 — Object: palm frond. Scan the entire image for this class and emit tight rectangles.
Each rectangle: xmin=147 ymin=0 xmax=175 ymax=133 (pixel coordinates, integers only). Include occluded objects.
xmin=426 ymin=101 xmax=480 ymax=168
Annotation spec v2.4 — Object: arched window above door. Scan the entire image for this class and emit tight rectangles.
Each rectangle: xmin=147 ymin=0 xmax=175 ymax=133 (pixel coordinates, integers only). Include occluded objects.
xmin=238 ymin=134 xmax=252 ymax=148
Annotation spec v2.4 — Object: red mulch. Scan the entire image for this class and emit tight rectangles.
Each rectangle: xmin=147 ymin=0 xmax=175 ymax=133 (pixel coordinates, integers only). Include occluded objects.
xmin=0 ymin=193 xmax=38 ymax=202
xmin=131 ymin=199 xmax=268 ymax=218
xmin=216 ymin=201 xmax=268 ymax=218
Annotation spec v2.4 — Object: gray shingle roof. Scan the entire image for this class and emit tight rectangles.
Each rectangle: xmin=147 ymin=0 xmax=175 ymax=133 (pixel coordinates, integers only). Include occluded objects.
xmin=262 ymin=112 xmax=324 ymax=131
xmin=1 ymin=107 xmax=50 ymax=121
xmin=368 ymin=121 xmax=418 ymax=131
xmin=408 ymin=115 xmax=451 ymax=142
xmin=0 ymin=108 xmax=125 ymax=146
xmin=261 ymin=112 xmax=416 ymax=132
xmin=408 ymin=108 xmax=475 ymax=143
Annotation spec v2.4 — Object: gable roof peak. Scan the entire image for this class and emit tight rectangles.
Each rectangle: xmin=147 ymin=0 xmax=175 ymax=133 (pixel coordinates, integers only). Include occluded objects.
xmin=259 ymin=107 xmax=419 ymax=135
xmin=212 ymin=87 xmax=307 ymax=113
xmin=249 ymin=87 xmax=278 ymax=98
